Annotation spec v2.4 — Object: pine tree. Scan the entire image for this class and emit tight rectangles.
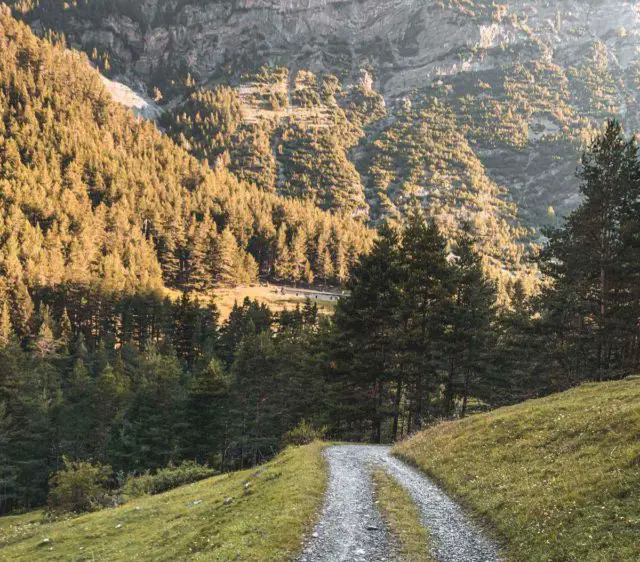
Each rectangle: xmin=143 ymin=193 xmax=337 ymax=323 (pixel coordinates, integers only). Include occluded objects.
xmin=317 ymin=246 xmax=334 ymax=287
xmin=93 ymin=363 xmax=127 ymax=458
xmin=58 ymin=308 xmax=73 ymax=351
xmin=229 ymin=331 xmax=278 ymax=467
xmin=185 ymin=359 xmax=230 ymax=465
xmin=213 ymin=228 xmax=243 ymax=287
xmin=334 ymin=241 xmax=349 ymax=286
xmin=0 ymin=301 xmax=13 ymax=347
xmin=10 ymin=280 xmax=33 ymax=342
xmin=539 ymin=119 xmax=640 ymax=381
xmin=33 ymin=304 xmax=58 ymax=358
xmin=444 ymin=232 xmax=497 ymax=417
xmin=186 ymin=215 xmax=215 ymax=293
xmin=400 ymin=208 xmax=452 ymax=430
xmin=335 ymin=222 xmax=402 ymax=442
xmin=274 ymin=224 xmax=292 ymax=281
xmin=289 ymin=231 xmax=309 ymax=286
xmin=60 ymin=358 xmax=93 ymax=459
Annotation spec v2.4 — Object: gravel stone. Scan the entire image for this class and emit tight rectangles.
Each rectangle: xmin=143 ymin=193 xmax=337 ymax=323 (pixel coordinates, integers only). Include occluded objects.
xmin=299 ymin=445 xmax=501 ymax=562
xmin=298 ymin=446 xmax=392 ymax=562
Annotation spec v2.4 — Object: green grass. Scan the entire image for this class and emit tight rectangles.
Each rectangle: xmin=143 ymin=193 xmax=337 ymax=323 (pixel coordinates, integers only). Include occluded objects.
xmin=394 ymin=378 xmax=640 ymax=562
xmin=0 ymin=442 xmax=327 ymax=561
xmin=371 ymin=470 xmax=435 ymax=562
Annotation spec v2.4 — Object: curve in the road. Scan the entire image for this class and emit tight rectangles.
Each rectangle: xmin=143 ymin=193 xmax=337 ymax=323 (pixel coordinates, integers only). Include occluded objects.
xmin=299 ymin=445 xmax=500 ymax=562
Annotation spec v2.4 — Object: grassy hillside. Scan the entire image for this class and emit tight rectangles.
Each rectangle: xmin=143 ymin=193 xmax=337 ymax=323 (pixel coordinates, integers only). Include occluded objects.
xmin=395 ymin=379 xmax=640 ymax=562
xmin=0 ymin=442 xmax=326 ymax=561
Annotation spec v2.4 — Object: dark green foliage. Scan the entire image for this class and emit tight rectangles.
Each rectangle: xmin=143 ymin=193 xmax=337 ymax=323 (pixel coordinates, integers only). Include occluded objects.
xmin=442 ymin=230 xmax=497 ymax=417
xmin=184 ymin=359 xmax=229 ymax=465
xmin=47 ymin=457 xmax=112 ymax=514
xmin=536 ymin=119 xmax=640 ymax=384
xmin=329 ymin=209 xmax=498 ymax=441
xmin=121 ymin=460 xmax=216 ymax=498
xmin=0 ymin=280 xmax=330 ymax=513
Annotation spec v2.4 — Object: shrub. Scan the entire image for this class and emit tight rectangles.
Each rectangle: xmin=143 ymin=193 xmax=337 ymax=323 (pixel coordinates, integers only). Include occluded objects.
xmin=47 ymin=457 xmax=112 ymax=514
xmin=121 ymin=461 xmax=216 ymax=498
xmin=282 ymin=420 xmax=327 ymax=446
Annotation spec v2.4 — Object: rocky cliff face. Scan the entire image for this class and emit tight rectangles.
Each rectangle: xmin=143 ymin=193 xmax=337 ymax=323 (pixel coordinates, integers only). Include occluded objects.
xmin=25 ymin=2 xmax=640 ymax=93
xmin=13 ymin=0 xmax=640 ymax=226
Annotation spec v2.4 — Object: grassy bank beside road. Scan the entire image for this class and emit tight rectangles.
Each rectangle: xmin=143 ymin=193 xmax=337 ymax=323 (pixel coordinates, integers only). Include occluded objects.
xmin=395 ymin=379 xmax=640 ymax=561
xmin=0 ymin=442 xmax=327 ymax=561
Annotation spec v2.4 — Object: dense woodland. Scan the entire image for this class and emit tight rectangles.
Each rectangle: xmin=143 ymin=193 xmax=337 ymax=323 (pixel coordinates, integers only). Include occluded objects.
xmin=1 ymin=9 xmax=640 ymax=516
xmin=0 ymin=11 xmax=371 ymax=299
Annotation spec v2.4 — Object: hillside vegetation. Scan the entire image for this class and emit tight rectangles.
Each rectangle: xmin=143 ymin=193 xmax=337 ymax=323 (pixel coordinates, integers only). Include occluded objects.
xmin=395 ymin=379 xmax=640 ymax=562
xmin=9 ymin=0 xmax=640 ymax=234
xmin=0 ymin=8 xmax=371 ymax=301
xmin=0 ymin=442 xmax=326 ymax=561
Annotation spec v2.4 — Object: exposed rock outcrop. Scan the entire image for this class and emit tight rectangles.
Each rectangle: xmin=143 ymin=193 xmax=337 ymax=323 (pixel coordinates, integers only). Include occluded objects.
xmin=12 ymin=0 xmax=640 ymax=224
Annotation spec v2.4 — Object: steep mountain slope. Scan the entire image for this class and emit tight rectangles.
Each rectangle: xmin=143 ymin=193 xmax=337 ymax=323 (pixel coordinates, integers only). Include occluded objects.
xmin=9 ymin=0 xmax=640 ymax=229
xmin=0 ymin=8 xmax=371 ymax=300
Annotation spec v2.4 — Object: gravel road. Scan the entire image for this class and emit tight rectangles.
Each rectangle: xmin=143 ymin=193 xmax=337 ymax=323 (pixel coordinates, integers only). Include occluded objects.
xmin=299 ymin=445 xmax=500 ymax=562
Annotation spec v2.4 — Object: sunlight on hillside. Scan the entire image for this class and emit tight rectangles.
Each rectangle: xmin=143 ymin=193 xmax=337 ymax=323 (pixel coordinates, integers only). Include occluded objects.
xmin=395 ymin=379 xmax=640 ymax=562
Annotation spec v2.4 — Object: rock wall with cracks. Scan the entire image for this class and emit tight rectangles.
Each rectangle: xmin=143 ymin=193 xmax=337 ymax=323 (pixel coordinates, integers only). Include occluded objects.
xmin=13 ymin=0 xmax=640 ymax=225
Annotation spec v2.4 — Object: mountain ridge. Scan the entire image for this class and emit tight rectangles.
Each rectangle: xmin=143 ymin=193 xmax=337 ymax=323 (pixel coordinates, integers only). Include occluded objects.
xmin=12 ymin=0 xmax=640 ymax=228
xmin=8 ymin=0 xmax=640 ymax=294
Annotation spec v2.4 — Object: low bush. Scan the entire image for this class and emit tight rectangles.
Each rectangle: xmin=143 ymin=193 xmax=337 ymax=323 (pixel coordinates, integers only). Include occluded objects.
xmin=282 ymin=420 xmax=327 ymax=446
xmin=47 ymin=457 xmax=112 ymax=514
xmin=121 ymin=461 xmax=216 ymax=498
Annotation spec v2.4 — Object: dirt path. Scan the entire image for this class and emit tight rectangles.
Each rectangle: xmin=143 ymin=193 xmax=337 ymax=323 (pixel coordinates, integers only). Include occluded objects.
xmin=299 ymin=445 xmax=500 ymax=562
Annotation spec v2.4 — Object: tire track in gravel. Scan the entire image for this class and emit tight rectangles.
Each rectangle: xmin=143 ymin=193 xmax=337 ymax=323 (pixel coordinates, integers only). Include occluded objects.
xmin=298 ymin=445 xmax=392 ymax=562
xmin=298 ymin=445 xmax=500 ymax=562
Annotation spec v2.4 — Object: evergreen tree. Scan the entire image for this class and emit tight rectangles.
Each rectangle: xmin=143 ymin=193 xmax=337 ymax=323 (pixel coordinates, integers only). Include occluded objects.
xmin=213 ymin=228 xmax=243 ymax=287
xmin=335 ymin=222 xmax=402 ymax=442
xmin=400 ymin=209 xmax=452 ymax=430
xmin=289 ymin=231 xmax=309 ymax=286
xmin=228 ymin=331 xmax=278 ymax=467
xmin=92 ymin=363 xmax=127 ymax=458
xmin=274 ymin=224 xmax=292 ymax=281
xmin=185 ymin=359 xmax=230 ymax=466
xmin=0 ymin=301 xmax=13 ymax=347
xmin=59 ymin=358 xmax=93 ymax=459
xmin=444 ymin=232 xmax=497 ymax=417
xmin=538 ymin=120 xmax=640 ymax=382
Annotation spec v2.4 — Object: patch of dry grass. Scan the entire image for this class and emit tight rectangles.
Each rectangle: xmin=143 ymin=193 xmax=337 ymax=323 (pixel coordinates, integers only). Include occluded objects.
xmin=164 ymin=285 xmax=337 ymax=320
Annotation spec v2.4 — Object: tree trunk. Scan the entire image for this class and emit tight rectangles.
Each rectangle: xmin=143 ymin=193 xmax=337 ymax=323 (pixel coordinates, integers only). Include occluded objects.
xmin=372 ymin=380 xmax=383 ymax=443
xmin=461 ymin=370 xmax=471 ymax=418
xmin=444 ymin=357 xmax=456 ymax=417
xmin=413 ymin=375 xmax=423 ymax=431
xmin=391 ymin=376 xmax=403 ymax=441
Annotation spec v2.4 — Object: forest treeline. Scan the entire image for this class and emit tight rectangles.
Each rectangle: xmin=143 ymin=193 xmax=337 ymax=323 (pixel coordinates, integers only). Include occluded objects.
xmin=161 ymin=72 xmax=536 ymax=299
xmin=4 ymin=2 xmax=540 ymax=300
xmin=2 ymin=7 xmax=640 ymax=518
xmin=2 ymin=116 xmax=637 ymax=513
